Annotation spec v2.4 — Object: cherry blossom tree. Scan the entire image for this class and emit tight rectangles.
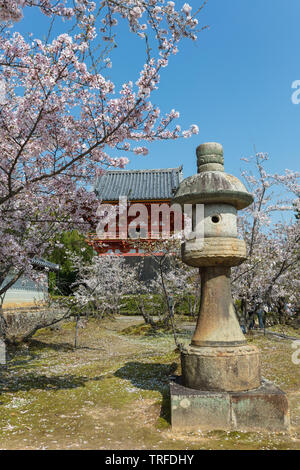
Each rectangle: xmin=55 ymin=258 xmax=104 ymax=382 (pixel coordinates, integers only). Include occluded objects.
xmin=69 ymin=239 xmax=199 ymax=349
xmin=0 ymin=1 xmax=78 ymax=21
xmin=128 ymin=237 xmax=199 ymax=343
xmin=1 ymin=251 xmax=141 ymax=345
xmin=149 ymin=250 xmax=198 ymax=320
xmin=0 ymin=1 xmax=204 ymax=319
xmin=232 ymin=153 xmax=300 ymax=327
xmin=70 ymin=251 xmax=139 ymax=318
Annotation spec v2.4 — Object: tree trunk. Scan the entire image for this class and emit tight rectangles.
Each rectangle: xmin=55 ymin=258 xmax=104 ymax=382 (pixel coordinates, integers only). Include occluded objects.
xmin=74 ymin=315 xmax=80 ymax=349
xmin=137 ymin=297 xmax=157 ymax=328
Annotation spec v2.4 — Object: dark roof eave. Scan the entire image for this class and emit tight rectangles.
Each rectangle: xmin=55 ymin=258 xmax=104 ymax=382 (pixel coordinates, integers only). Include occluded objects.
xmin=31 ymin=257 xmax=60 ymax=273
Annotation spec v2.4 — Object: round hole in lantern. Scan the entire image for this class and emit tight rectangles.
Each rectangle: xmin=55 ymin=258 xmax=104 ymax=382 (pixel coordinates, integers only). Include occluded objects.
xmin=211 ymin=214 xmax=221 ymax=224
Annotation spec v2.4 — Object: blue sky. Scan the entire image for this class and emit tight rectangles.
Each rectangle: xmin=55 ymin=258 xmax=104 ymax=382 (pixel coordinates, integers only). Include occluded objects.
xmin=16 ymin=0 xmax=300 ymax=180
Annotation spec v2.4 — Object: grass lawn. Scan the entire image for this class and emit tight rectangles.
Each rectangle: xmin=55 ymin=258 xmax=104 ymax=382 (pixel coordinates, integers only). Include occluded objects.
xmin=0 ymin=316 xmax=299 ymax=450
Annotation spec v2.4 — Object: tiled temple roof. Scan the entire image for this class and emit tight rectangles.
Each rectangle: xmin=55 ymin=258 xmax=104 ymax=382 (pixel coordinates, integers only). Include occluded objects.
xmin=94 ymin=166 xmax=183 ymax=201
xmin=31 ymin=257 xmax=60 ymax=272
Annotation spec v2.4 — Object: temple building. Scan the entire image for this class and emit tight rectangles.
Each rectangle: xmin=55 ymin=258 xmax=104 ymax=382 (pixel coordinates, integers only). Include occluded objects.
xmin=1 ymin=258 xmax=60 ymax=309
xmin=89 ymin=166 xmax=184 ymax=256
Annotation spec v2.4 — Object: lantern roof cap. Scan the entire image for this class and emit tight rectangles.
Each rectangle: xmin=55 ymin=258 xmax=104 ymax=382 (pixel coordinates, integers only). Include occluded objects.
xmin=173 ymin=143 xmax=253 ymax=210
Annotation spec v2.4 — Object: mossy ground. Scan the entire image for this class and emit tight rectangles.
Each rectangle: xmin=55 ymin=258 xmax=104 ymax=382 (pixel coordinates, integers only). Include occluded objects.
xmin=0 ymin=316 xmax=299 ymax=450
xmin=268 ymin=324 xmax=300 ymax=339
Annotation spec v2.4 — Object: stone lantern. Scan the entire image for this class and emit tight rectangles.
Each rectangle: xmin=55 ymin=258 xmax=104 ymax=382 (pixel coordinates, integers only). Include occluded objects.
xmin=170 ymin=142 xmax=290 ymax=432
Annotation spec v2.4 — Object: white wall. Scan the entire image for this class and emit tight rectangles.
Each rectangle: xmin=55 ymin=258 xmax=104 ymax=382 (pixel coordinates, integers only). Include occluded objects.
xmin=2 ymin=273 xmax=48 ymax=307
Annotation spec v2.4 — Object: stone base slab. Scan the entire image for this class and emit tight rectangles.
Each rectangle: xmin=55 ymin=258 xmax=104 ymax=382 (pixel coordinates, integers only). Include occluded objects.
xmin=170 ymin=376 xmax=290 ymax=432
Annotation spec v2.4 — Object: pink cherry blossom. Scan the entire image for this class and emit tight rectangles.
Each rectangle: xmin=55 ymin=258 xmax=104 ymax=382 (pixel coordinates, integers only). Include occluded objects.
xmin=232 ymin=153 xmax=300 ymax=318
xmin=0 ymin=0 xmax=205 ymax=321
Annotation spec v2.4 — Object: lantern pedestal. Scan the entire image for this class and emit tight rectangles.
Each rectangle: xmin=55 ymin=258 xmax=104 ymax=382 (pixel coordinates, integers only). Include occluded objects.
xmin=181 ymin=344 xmax=261 ymax=392
xmin=180 ymin=266 xmax=261 ymax=392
